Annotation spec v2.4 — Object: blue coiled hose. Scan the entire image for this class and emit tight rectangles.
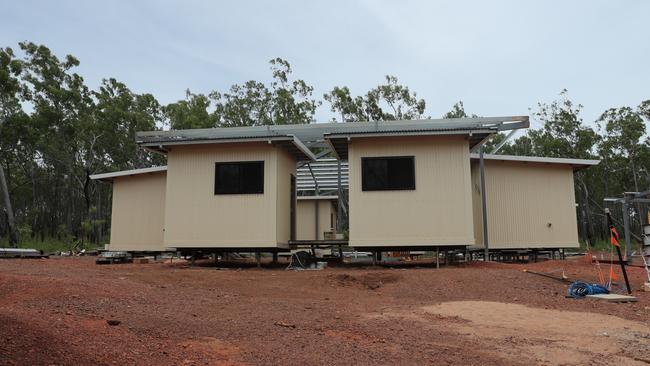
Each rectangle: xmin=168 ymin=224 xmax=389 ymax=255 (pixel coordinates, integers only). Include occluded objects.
xmin=567 ymin=281 xmax=609 ymax=298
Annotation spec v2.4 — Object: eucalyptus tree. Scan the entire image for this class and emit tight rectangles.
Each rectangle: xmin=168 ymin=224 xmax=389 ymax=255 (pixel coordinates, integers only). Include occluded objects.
xmin=323 ymin=86 xmax=367 ymax=122
xmin=214 ymin=58 xmax=320 ymax=127
xmin=442 ymin=101 xmax=468 ymax=119
xmin=597 ymin=104 xmax=648 ymax=194
xmin=17 ymin=41 xmax=97 ymax=240
xmin=93 ymin=80 xmax=165 ymax=169
xmin=0 ymin=46 xmax=24 ymax=245
xmin=163 ymin=90 xmax=218 ymax=130
xmin=324 ymin=75 xmax=426 ymax=122
xmin=164 ymin=58 xmax=320 ymax=129
xmin=10 ymin=43 xmax=165 ymax=243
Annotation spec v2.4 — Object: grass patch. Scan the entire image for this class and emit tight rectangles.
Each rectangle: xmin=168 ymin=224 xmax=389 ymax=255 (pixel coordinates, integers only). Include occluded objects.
xmin=579 ymin=239 xmax=616 ymax=252
xmin=0 ymin=237 xmax=103 ymax=254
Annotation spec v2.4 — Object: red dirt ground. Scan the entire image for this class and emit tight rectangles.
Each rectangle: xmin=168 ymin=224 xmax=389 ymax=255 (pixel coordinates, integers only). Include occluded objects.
xmin=0 ymin=256 xmax=649 ymax=365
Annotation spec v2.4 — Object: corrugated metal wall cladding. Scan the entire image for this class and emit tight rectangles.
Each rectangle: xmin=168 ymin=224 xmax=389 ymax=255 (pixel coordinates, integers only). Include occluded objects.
xmin=296 ymin=160 xmax=350 ymax=192
xmin=164 ymin=143 xmax=280 ymax=248
xmin=110 ymin=172 xmax=166 ymax=251
xmin=275 ymin=149 xmax=295 ymax=245
xmin=472 ymin=161 xmax=579 ymax=249
xmin=348 ymin=136 xmax=475 ymax=247
xmin=471 ymin=164 xmax=483 ymax=247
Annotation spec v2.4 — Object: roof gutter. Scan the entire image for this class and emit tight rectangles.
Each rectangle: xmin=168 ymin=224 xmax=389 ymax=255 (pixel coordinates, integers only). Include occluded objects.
xmin=90 ymin=166 xmax=168 ymax=182
xmin=469 ymin=153 xmax=600 ymax=170
xmin=139 ymin=135 xmax=294 ymax=148
xmin=324 ymin=128 xmax=496 ymax=140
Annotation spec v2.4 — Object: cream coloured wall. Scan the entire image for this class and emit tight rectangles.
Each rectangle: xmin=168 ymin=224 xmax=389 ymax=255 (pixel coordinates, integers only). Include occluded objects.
xmin=164 ymin=143 xmax=291 ymax=249
xmin=275 ymin=149 xmax=295 ymax=245
xmin=348 ymin=136 xmax=475 ymax=247
xmin=471 ymin=160 xmax=579 ymax=249
xmin=109 ymin=172 xmax=166 ymax=251
xmin=296 ymin=199 xmax=335 ymax=240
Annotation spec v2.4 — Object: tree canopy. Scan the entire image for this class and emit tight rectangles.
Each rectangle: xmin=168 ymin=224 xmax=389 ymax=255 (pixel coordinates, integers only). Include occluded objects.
xmin=324 ymin=75 xmax=426 ymax=122
xmin=164 ymin=58 xmax=320 ymax=129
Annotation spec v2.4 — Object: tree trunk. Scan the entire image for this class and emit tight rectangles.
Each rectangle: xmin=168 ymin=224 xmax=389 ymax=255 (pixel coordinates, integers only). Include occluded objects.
xmin=31 ymin=167 xmax=38 ymax=236
xmin=82 ymin=169 xmax=92 ymax=246
xmin=0 ymin=164 xmax=18 ymax=247
xmin=578 ymin=175 xmax=594 ymax=246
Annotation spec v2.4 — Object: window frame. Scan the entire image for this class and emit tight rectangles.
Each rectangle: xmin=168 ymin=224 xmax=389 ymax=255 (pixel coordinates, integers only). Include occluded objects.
xmin=214 ymin=160 xmax=265 ymax=195
xmin=361 ymin=156 xmax=416 ymax=192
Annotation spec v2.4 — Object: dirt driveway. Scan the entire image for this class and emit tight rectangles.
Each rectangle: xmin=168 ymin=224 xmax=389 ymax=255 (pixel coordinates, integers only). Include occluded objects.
xmin=0 ymin=257 xmax=648 ymax=365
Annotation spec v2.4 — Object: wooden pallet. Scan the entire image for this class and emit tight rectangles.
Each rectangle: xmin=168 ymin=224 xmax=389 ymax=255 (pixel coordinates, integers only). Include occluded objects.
xmin=585 ymin=294 xmax=638 ymax=303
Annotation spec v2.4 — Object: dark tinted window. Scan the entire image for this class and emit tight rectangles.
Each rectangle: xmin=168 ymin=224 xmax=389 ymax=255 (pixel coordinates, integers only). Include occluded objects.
xmin=215 ymin=161 xmax=264 ymax=194
xmin=361 ymin=156 xmax=415 ymax=191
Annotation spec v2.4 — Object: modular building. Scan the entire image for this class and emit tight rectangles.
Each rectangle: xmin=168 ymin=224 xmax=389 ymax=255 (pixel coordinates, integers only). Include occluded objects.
xmin=91 ymin=167 xmax=167 ymax=252
xmin=91 ymin=116 xmax=599 ymax=256
xmin=92 ymin=167 xmax=339 ymax=251
xmin=151 ymin=136 xmax=314 ymax=251
xmin=470 ymin=154 xmax=599 ymax=250
xmin=93 ymin=133 xmax=316 ymax=252
xmin=331 ymin=135 xmax=475 ymax=249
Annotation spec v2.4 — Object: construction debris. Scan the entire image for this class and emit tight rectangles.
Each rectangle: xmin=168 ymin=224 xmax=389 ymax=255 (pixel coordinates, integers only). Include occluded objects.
xmin=286 ymin=251 xmax=318 ymax=270
xmin=274 ymin=321 xmax=296 ymax=329
xmin=585 ymin=294 xmax=638 ymax=303
xmin=0 ymin=248 xmax=47 ymax=258
xmin=567 ymin=281 xmax=609 ymax=298
xmin=96 ymin=251 xmax=132 ymax=265
xmin=522 ymin=269 xmax=571 ymax=283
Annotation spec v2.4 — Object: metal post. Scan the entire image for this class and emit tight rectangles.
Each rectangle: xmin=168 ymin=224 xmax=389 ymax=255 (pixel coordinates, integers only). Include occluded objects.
xmin=479 ymin=148 xmax=489 ymax=261
xmin=334 ymin=160 xmax=344 ymax=259
xmin=436 ymin=247 xmax=440 ymax=269
xmin=622 ymin=199 xmax=632 ymax=258
xmin=606 ymin=209 xmax=632 ymax=294
xmin=314 ymin=200 xmax=319 ymax=240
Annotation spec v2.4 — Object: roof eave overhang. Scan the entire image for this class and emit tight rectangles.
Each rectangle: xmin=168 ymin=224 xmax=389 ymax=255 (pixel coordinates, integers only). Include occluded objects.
xmin=90 ymin=166 xmax=168 ymax=182
xmin=469 ymin=154 xmax=600 ymax=171
xmin=324 ymin=129 xmax=496 ymax=160
xmin=139 ymin=135 xmax=315 ymax=162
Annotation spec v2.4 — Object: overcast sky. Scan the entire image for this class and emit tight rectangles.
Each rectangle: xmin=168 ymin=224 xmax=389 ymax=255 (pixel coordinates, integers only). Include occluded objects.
xmin=2 ymin=0 xmax=649 ymax=128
